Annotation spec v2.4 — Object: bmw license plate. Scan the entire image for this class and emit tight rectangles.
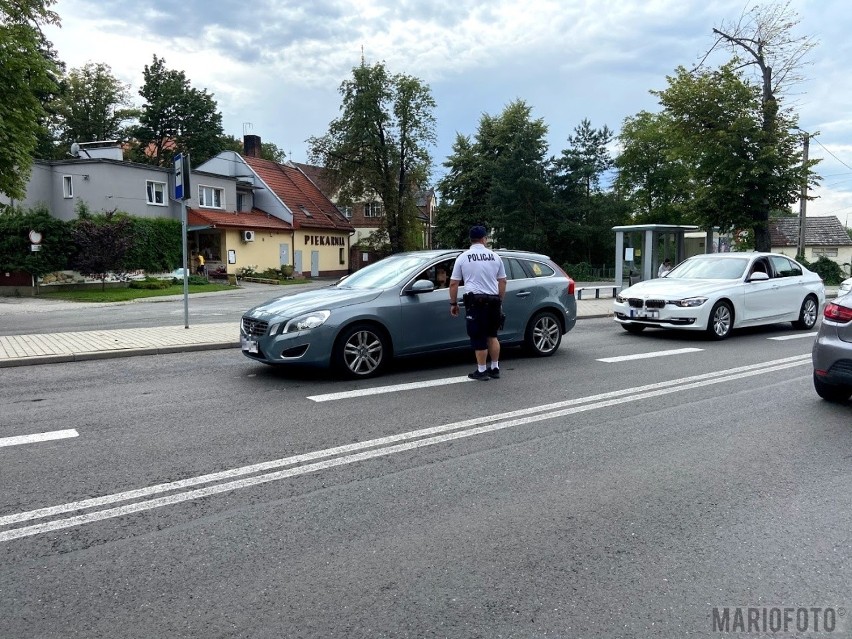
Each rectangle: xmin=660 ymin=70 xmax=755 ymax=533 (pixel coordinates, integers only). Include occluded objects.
xmin=241 ymin=337 xmax=258 ymax=353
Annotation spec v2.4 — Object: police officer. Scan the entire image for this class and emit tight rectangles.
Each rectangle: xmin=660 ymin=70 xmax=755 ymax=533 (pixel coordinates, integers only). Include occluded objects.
xmin=449 ymin=225 xmax=507 ymax=380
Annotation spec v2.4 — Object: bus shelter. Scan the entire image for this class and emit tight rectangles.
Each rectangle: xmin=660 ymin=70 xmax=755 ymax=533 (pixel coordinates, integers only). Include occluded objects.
xmin=613 ymin=224 xmax=710 ymax=290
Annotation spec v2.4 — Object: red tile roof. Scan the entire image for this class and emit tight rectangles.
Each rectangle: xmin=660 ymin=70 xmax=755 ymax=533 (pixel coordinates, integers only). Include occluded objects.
xmin=188 ymin=208 xmax=292 ymax=231
xmin=242 ymin=156 xmax=354 ymax=232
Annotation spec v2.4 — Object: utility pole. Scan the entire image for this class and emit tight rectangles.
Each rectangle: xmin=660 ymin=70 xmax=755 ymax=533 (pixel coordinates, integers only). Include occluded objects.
xmin=797 ymin=132 xmax=809 ymax=259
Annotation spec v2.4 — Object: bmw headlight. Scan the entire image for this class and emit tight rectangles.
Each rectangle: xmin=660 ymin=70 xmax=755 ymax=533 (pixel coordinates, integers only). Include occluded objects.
xmin=672 ymin=297 xmax=707 ymax=308
xmin=615 ymin=294 xmax=626 ymax=303
xmin=283 ymin=310 xmax=331 ymax=333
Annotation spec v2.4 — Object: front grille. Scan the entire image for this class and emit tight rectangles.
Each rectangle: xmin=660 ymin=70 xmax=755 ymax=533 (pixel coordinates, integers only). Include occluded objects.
xmin=627 ymin=298 xmax=643 ymax=308
xmin=242 ymin=317 xmax=269 ymax=338
xmin=645 ymin=299 xmax=666 ymax=309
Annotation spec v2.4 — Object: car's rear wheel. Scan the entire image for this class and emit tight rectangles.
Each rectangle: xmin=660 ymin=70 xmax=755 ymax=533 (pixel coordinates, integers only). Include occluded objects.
xmin=813 ymin=373 xmax=852 ymax=402
xmin=333 ymin=323 xmax=389 ymax=379
xmin=792 ymin=295 xmax=819 ymax=330
xmin=524 ymin=311 xmax=562 ymax=356
xmin=706 ymin=301 xmax=733 ymax=340
xmin=621 ymin=323 xmax=646 ymax=334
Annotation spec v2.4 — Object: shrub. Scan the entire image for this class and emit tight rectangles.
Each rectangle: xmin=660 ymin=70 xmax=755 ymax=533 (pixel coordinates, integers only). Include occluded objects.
xmin=807 ymin=256 xmax=845 ymax=285
xmin=130 ymin=279 xmax=170 ymax=290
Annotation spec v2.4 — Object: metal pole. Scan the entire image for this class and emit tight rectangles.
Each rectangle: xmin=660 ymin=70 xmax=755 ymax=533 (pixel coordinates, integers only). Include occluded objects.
xmin=797 ymin=133 xmax=809 ymax=259
xmin=181 ymin=198 xmax=189 ymax=328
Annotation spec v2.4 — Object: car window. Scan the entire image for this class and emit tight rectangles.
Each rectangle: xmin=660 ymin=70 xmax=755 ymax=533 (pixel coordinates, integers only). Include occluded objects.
xmin=769 ymin=256 xmax=801 ymax=277
xmin=518 ymin=259 xmax=555 ymax=278
xmin=667 ymin=257 xmax=748 ymax=279
xmin=503 ymin=258 xmax=526 ymax=280
xmin=339 ymin=254 xmax=434 ymax=289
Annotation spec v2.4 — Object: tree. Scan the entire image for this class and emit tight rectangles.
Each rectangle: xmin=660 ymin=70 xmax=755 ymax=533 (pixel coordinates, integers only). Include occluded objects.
xmin=550 ymin=119 xmax=630 ymax=264
xmin=0 ymin=0 xmax=62 ymax=198
xmin=702 ymin=1 xmax=817 ymax=250
xmin=308 ymin=60 xmax=436 ymax=253
xmin=655 ymin=64 xmax=806 ymax=243
xmin=434 ymin=134 xmax=493 ymax=248
xmin=436 ymin=100 xmax=553 ymax=254
xmin=129 ymin=55 xmax=224 ymax=167
xmin=54 ymin=62 xmax=137 ymax=147
xmin=614 ymin=111 xmax=692 ymax=224
xmin=69 ymin=212 xmax=133 ymax=290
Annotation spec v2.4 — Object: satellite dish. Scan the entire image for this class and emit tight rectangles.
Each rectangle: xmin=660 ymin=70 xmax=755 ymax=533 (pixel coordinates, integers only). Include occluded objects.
xmin=70 ymin=142 xmax=80 ymax=157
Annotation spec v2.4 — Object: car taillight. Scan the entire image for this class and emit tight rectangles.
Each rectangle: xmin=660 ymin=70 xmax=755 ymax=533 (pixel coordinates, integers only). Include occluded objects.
xmin=824 ymin=302 xmax=852 ymax=323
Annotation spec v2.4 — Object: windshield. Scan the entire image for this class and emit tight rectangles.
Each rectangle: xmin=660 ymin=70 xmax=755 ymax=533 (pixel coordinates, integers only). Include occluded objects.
xmin=667 ymin=257 xmax=749 ymax=280
xmin=337 ymin=254 xmax=437 ymax=290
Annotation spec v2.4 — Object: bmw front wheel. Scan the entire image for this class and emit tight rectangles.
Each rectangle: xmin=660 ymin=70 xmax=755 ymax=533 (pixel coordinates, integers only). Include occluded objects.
xmin=706 ymin=301 xmax=733 ymax=340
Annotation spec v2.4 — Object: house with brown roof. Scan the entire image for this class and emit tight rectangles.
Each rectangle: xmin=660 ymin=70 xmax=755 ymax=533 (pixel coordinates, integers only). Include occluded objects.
xmin=292 ymin=162 xmax=436 ymax=251
xmin=194 ymin=136 xmax=354 ymax=277
xmin=768 ymin=216 xmax=852 ymax=272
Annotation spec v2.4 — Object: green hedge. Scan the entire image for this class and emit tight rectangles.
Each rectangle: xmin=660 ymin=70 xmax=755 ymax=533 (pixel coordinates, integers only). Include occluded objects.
xmin=1 ymin=206 xmax=183 ymax=276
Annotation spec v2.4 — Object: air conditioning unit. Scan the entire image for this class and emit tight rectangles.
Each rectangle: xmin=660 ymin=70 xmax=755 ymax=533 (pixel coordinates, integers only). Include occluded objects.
xmin=242 ymin=230 xmax=255 ymax=242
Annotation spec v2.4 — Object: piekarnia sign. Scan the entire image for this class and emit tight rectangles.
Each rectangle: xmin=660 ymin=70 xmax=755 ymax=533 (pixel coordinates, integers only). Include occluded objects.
xmin=304 ymin=235 xmax=346 ymax=246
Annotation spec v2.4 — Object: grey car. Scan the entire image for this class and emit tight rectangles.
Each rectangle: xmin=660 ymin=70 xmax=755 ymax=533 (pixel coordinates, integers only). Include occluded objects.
xmin=812 ymin=293 xmax=852 ymax=401
xmin=240 ymin=249 xmax=577 ymax=378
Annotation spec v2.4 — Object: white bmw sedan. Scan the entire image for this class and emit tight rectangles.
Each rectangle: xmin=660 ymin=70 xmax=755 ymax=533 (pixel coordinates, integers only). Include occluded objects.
xmin=613 ymin=253 xmax=825 ymax=339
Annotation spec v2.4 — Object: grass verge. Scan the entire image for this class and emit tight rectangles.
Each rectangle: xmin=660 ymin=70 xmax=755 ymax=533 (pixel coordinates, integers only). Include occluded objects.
xmin=36 ymin=283 xmax=234 ymax=303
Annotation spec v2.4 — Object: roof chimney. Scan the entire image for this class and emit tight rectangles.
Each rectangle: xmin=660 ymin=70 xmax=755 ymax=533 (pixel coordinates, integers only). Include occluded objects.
xmin=243 ymin=134 xmax=262 ymax=158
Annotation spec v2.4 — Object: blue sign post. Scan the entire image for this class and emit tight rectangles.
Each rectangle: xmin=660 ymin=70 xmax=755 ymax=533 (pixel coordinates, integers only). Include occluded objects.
xmin=174 ymin=153 xmax=191 ymax=327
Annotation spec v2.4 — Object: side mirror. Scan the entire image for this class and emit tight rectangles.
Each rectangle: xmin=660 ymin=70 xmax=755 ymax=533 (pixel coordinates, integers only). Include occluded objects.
xmin=409 ymin=279 xmax=435 ymax=294
xmin=748 ymin=271 xmax=770 ymax=282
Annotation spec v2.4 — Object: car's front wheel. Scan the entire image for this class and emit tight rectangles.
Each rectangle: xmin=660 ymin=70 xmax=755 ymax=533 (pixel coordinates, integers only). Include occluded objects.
xmin=333 ymin=323 xmax=389 ymax=378
xmin=706 ymin=301 xmax=733 ymax=340
xmin=524 ymin=311 xmax=562 ymax=356
xmin=792 ymin=295 xmax=819 ymax=330
xmin=813 ymin=373 xmax=852 ymax=402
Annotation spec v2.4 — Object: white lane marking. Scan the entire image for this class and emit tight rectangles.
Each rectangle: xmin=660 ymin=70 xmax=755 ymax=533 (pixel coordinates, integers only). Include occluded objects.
xmin=0 ymin=429 xmax=78 ymax=448
xmin=597 ymin=347 xmax=703 ymax=363
xmin=308 ymin=376 xmax=471 ymax=402
xmin=0 ymin=354 xmax=811 ymax=542
xmin=768 ymin=333 xmax=817 ymax=341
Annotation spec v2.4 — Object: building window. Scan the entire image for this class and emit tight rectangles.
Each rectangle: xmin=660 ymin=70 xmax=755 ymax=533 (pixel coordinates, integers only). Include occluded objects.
xmin=146 ymin=180 xmax=166 ymax=205
xmin=339 ymin=247 xmax=345 ymax=264
xmin=198 ymin=185 xmax=224 ymax=209
xmin=62 ymin=175 xmax=73 ymax=199
xmin=338 ymin=205 xmax=352 ymax=218
xmin=236 ymin=193 xmax=244 ymax=211
xmin=812 ymin=247 xmax=838 ymax=257
xmin=364 ymin=201 xmax=384 ymax=218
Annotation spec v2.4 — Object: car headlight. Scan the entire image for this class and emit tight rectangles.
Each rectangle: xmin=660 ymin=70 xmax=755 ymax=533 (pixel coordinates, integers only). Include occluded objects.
xmin=282 ymin=310 xmax=331 ymax=333
xmin=671 ymin=297 xmax=707 ymax=308
xmin=615 ymin=294 xmax=626 ymax=303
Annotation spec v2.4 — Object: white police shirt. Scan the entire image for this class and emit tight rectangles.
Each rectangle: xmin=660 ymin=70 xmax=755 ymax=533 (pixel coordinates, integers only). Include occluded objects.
xmin=450 ymin=244 xmax=506 ymax=295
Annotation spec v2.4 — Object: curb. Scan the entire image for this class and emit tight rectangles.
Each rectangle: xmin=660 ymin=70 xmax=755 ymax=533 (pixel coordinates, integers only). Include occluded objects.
xmin=0 ymin=341 xmax=238 ymax=368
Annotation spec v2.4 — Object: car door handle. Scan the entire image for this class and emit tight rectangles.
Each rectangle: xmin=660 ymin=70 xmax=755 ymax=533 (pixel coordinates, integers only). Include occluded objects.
xmin=515 ymin=291 xmax=531 ymax=298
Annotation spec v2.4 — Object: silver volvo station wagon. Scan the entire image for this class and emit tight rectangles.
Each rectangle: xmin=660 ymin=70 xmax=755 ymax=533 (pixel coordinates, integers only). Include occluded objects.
xmin=240 ymin=249 xmax=577 ymax=378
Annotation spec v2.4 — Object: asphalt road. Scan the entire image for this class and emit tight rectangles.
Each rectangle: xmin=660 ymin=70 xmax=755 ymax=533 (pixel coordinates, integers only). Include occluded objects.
xmin=1 ymin=315 xmax=850 ymax=638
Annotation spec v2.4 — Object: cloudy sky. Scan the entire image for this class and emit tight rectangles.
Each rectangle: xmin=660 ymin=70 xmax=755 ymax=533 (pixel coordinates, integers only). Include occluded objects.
xmin=44 ymin=0 xmax=852 ymax=225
